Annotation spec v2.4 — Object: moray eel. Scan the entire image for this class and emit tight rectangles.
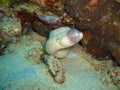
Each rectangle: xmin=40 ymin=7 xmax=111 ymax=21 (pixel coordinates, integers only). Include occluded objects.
xmin=45 ymin=27 xmax=83 ymax=58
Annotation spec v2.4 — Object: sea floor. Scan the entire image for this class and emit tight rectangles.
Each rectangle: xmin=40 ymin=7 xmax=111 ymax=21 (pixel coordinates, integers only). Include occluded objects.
xmin=0 ymin=36 xmax=119 ymax=90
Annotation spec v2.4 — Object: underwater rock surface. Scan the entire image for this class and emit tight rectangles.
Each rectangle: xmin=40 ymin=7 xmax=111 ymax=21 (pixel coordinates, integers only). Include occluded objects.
xmin=0 ymin=12 xmax=22 ymax=55
xmin=62 ymin=0 xmax=120 ymax=65
xmin=0 ymin=1 xmax=120 ymax=89
xmin=1 ymin=0 xmax=120 ymax=65
xmin=0 ymin=36 xmax=119 ymax=90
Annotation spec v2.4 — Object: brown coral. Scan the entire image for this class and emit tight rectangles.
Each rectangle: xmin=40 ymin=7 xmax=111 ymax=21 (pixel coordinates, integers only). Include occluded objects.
xmin=15 ymin=11 xmax=38 ymax=27
xmin=15 ymin=10 xmax=39 ymax=35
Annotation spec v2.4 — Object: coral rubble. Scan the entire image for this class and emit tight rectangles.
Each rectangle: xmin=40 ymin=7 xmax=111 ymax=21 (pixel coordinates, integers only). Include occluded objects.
xmin=43 ymin=55 xmax=65 ymax=84
xmin=101 ymin=67 xmax=120 ymax=89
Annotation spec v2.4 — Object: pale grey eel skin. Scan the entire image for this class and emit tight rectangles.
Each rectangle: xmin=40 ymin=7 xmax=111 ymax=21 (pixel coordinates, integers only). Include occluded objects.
xmin=45 ymin=27 xmax=83 ymax=58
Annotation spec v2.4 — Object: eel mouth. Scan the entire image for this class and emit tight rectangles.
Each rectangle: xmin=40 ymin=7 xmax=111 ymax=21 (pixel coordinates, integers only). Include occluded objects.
xmin=67 ymin=29 xmax=83 ymax=44
xmin=60 ymin=29 xmax=83 ymax=47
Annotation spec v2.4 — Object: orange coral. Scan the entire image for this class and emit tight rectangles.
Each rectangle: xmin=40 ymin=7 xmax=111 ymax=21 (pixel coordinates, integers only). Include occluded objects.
xmin=44 ymin=0 xmax=62 ymax=8
xmin=84 ymin=0 xmax=99 ymax=9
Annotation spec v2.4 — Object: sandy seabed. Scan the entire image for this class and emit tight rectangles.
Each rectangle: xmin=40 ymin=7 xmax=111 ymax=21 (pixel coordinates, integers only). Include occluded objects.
xmin=0 ymin=36 xmax=119 ymax=90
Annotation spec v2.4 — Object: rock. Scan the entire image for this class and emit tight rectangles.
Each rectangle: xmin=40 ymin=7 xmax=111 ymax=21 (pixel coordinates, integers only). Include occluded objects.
xmin=62 ymin=0 xmax=120 ymax=65
xmin=115 ymin=0 xmax=120 ymax=3
xmin=0 ymin=13 xmax=22 ymax=55
xmin=33 ymin=20 xmax=51 ymax=37
xmin=109 ymin=43 xmax=120 ymax=65
xmin=0 ymin=14 xmax=22 ymax=37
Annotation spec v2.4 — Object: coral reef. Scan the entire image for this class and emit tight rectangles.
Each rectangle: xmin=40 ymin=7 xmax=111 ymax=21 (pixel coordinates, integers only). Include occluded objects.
xmin=0 ymin=13 xmax=22 ymax=55
xmin=1 ymin=35 xmax=119 ymax=89
xmin=109 ymin=43 xmax=120 ymax=65
xmin=13 ymin=2 xmax=64 ymax=35
xmin=26 ymin=45 xmax=43 ymax=64
xmin=62 ymin=0 xmax=120 ymax=65
xmin=14 ymin=3 xmax=40 ymax=14
xmin=0 ymin=0 xmax=120 ymax=89
xmin=101 ymin=67 xmax=120 ymax=89
xmin=33 ymin=20 xmax=51 ymax=37
xmin=115 ymin=0 xmax=120 ymax=3
xmin=14 ymin=3 xmax=40 ymax=27
xmin=34 ymin=0 xmax=64 ymax=15
xmin=34 ymin=0 xmax=62 ymax=8
xmin=0 ymin=4 xmax=14 ymax=17
xmin=0 ymin=0 xmax=11 ymax=7
xmin=45 ymin=27 xmax=83 ymax=58
xmin=0 ymin=13 xmax=22 ymax=36
xmin=0 ymin=0 xmax=29 ymax=7
xmin=0 ymin=38 xmax=6 ymax=55
xmin=44 ymin=0 xmax=62 ymax=8
xmin=34 ymin=0 xmax=46 ymax=7
xmin=84 ymin=0 xmax=99 ymax=9
xmin=15 ymin=11 xmax=37 ymax=27
xmin=1 ymin=0 xmax=120 ymax=66
xmin=43 ymin=55 xmax=65 ymax=84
